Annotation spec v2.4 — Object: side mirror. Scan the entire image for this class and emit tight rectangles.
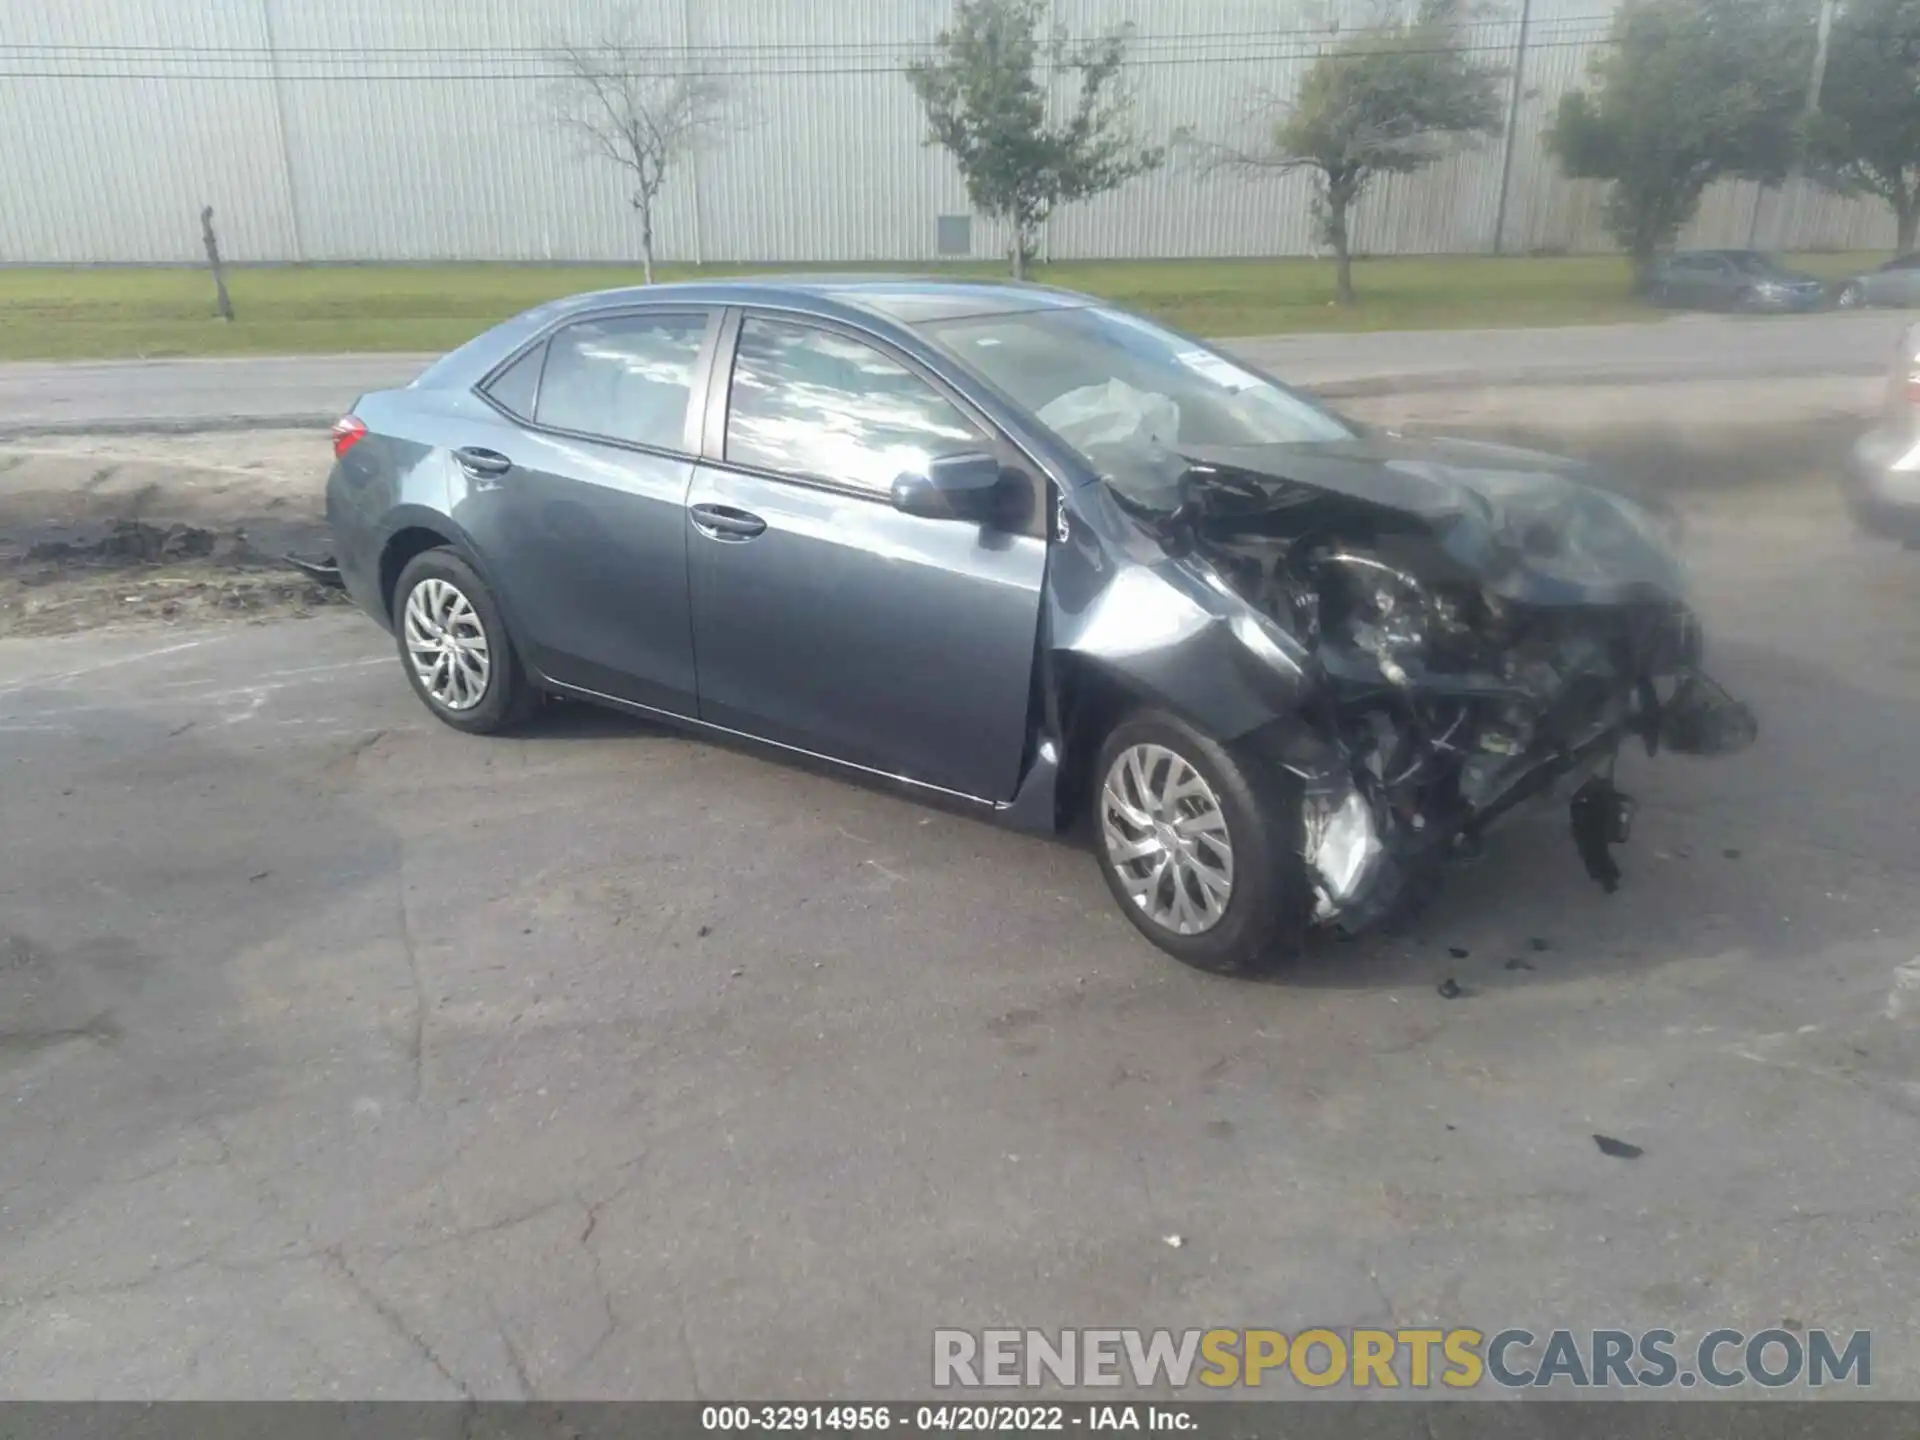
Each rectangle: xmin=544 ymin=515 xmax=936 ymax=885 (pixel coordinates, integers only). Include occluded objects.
xmin=891 ymin=451 xmax=1005 ymax=523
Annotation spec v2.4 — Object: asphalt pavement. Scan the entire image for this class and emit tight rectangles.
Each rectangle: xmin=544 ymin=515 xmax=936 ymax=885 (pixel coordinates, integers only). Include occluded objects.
xmin=0 ymin=311 xmax=1906 ymax=436
xmin=3 ymin=478 xmax=1918 ymax=1399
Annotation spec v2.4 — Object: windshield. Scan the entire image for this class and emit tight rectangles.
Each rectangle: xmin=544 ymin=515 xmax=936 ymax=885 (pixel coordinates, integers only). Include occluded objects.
xmin=919 ymin=306 xmax=1354 ymax=499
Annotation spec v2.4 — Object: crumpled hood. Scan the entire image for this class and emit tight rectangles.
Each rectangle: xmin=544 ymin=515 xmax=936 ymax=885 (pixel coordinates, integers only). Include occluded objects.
xmin=1167 ymin=434 xmax=1691 ymax=607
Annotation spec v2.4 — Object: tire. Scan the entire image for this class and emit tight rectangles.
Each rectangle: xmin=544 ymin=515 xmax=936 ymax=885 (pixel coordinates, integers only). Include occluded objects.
xmin=1837 ymin=281 xmax=1866 ymax=310
xmin=1732 ymin=287 xmax=1763 ymax=313
xmin=391 ymin=547 xmax=538 ymax=735
xmin=1089 ymin=709 xmax=1307 ymax=976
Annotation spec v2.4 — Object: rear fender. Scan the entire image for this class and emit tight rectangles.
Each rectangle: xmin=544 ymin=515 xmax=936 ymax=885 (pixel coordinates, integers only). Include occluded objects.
xmin=369 ymin=505 xmax=538 ymax=670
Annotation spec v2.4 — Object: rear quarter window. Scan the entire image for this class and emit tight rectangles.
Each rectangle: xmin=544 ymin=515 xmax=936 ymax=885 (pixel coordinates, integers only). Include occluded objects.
xmin=481 ymin=342 xmax=547 ymax=419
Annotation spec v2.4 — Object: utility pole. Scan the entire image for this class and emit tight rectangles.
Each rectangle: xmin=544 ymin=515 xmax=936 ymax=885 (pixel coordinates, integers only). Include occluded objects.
xmin=1767 ymin=0 xmax=1838 ymax=250
xmin=1807 ymin=0 xmax=1837 ymax=113
xmin=1490 ymin=0 xmax=1533 ymax=255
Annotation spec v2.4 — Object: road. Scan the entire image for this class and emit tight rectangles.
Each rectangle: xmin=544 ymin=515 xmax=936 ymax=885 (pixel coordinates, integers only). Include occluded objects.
xmin=0 ymin=312 xmax=1906 ymax=435
xmin=3 ymin=477 xmax=1918 ymax=1400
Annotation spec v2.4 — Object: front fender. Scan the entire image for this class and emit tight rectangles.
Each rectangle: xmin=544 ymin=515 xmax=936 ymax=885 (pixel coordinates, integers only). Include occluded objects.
xmin=1046 ymin=486 xmax=1311 ymax=744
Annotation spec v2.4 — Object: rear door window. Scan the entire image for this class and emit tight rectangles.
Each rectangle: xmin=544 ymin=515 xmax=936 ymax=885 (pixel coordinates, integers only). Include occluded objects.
xmin=534 ymin=312 xmax=709 ymax=451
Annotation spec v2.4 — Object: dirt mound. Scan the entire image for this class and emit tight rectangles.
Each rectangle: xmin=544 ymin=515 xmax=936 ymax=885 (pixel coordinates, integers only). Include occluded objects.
xmin=0 ymin=432 xmax=338 ymax=636
xmin=26 ymin=519 xmax=224 ymax=566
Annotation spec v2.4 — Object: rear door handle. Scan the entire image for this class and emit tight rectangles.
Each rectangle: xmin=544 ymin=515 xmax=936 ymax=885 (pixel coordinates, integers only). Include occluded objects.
xmin=689 ymin=503 xmax=767 ymax=541
xmin=455 ymin=447 xmax=513 ymax=478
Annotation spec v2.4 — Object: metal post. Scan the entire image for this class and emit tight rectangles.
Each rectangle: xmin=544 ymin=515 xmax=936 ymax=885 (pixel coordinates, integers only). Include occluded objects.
xmin=261 ymin=0 xmax=306 ymax=262
xmin=1490 ymin=0 xmax=1532 ymax=256
xmin=684 ymin=0 xmax=705 ymax=266
xmin=1770 ymin=0 xmax=1838 ymax=251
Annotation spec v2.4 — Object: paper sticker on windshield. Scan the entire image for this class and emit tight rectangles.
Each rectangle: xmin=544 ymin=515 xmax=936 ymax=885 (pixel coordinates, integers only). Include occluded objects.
xmin=1175 ymin=350 xmax=1261 ymax=391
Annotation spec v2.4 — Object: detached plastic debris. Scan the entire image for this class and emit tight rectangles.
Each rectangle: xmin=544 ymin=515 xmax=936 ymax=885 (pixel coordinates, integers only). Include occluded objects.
xmin=1593 ymin=1134 xmax=1644 ymax=1159
xmin=283 ymin=553 xmax=346 ymax=589
xmin=1570 ymin=777 xmax=1635 ymax=894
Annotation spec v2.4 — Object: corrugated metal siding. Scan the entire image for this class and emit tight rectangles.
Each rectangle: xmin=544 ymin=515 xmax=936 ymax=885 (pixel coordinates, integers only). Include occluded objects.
xmin=0 ymin=0 xmax=1895 ymax=264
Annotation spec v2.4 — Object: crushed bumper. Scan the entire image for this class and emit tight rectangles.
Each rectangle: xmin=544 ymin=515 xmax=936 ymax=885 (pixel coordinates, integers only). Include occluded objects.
xmin=1290 ymin=668 xmax=1756 ymax=935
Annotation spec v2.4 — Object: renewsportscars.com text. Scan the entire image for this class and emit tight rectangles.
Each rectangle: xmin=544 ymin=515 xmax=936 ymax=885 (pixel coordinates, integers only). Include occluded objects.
xmin=932 ymin=1327 xmax=1871 ymax=1391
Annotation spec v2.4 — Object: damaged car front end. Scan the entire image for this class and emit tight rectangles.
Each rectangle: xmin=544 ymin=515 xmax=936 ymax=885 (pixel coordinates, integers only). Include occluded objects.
xmin=1148 ymin=437 xmax=1758 ymax=934
xmin=925 ymin=303 xmax=1757 ymax=962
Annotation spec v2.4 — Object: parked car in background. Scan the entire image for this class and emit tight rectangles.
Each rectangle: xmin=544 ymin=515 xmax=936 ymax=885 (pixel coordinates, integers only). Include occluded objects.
xmin=1844 ymin=319 xmax=1920 ymax=545
xmin=1645 ymin=251 xmax=1829 ymax=313
xmin=1836 ymin=253 xmax=1920 ymax=310
xmin=320 ymin=279 xmax=1755 ymax=973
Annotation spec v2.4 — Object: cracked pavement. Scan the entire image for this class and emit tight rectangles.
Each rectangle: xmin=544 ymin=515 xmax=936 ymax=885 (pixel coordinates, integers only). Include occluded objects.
xmin=2 ymin=473 xmax=1919 ymax=1398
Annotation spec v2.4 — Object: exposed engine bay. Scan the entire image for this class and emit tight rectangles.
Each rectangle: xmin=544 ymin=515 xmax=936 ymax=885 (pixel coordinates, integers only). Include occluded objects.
xmin=1107 ymin=439 xmax=1759 ymax=933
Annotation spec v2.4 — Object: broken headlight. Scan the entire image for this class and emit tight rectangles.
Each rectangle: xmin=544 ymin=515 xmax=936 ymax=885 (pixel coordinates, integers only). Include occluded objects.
xmin=1303 ymin=780 xmax=1386 ymax=919
xmin=1318 ymin=552 xmax=1436 ymax=686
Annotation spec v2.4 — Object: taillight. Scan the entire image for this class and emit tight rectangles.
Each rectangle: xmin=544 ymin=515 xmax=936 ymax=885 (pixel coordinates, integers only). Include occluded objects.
xmin=331 ymin=415 xmax=368 ymax=459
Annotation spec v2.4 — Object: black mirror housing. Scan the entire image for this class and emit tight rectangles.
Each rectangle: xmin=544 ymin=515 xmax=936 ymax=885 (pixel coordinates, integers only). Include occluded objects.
xmin=892 ymin=452 xmax=1005 ymax=523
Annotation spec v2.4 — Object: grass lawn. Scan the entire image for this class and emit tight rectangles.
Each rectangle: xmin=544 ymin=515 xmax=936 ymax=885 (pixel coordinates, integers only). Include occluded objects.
xmin=0 ymin=253 xmax=1889 ymax=362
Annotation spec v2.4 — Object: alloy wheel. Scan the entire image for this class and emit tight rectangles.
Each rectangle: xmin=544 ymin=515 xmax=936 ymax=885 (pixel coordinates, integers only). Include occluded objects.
xmin=403 ymin=577 xmax=492 ymax=712
xmin=1838 ymin=282 xmax=1864 ymax=309
xmin=1099 ymin=742 xmax=1235 ymax=936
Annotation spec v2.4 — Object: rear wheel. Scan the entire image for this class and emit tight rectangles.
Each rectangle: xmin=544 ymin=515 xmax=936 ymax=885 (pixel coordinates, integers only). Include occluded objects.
xmin=1090 ymin=710 xmax=1305 ymax=976
xmin=1837 ymin=281 xmax=1866 ymax=310
xmin=392 ymin=548 xmax=537 ymax=734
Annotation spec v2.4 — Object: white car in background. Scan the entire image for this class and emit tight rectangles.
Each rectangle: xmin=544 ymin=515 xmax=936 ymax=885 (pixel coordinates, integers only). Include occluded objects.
xmin=1837 ymin=254 xmax=1920 ymax=310
xmin=1845 ymin=319 xmax=1920 ymax=544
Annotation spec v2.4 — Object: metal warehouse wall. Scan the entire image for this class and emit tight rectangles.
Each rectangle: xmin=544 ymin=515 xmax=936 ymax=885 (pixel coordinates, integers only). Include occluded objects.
xmin=0 ymin=0 xmax=1893 ymax=265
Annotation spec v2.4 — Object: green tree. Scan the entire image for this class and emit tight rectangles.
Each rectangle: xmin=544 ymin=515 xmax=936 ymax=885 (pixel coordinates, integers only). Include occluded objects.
xmin=1548 ymin=0 xmax=1813 ymax=283
xmin=1186 ymin=0 xmax=1503 ymax=305
xmin=907 ymin=0 xmax=1164 ymax=278
xmin=1803 ymin=0 xmax=1920 ymax=254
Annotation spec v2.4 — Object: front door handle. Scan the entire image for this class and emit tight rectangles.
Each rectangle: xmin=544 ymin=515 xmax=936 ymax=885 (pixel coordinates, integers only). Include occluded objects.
xmin=690 ymin=503 xmax=767 ymax=541
xmin=455 ymin=447 xmax=513 ymax=479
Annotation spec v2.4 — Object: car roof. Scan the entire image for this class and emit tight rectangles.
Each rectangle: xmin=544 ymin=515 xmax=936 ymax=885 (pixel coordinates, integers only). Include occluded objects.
xmin=412 ymin=277 xmax=1096 ymax=390
xmin=553 ymin=276 xmax=1093 ymax=325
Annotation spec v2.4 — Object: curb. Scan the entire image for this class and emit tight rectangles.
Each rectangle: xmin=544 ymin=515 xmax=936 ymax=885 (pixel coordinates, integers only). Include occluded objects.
xmin=0 ymin=365 xmax=1884 ymax=440
xmin=0 ymin=414 xmax=336 ymax=440
xmin=1310 ymin=363 xmax=1884 ymax=400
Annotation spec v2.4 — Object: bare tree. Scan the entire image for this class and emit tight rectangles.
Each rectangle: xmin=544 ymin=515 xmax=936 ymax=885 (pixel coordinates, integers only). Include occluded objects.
xmin=549 ymin=21 xmax=736 ymax=283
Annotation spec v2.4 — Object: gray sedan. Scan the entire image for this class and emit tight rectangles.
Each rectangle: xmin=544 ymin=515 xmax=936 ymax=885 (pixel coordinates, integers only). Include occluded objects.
xmin=1836 ymin=253 xmax=1920 ymax=310
xmin=321 ymin=279 xmax=1753 ymax=973
xmin=1647 ymin=250 xmax=1829 ymax=312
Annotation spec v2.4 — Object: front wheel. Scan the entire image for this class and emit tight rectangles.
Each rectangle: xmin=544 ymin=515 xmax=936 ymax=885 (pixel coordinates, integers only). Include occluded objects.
xmin=392 ymin=548 xmax=538 ymax=734
xmin=1090 ymin=710 xmax=1306 ymax=976
xmin=1837 ymin=281 xmax=1866 ymax=310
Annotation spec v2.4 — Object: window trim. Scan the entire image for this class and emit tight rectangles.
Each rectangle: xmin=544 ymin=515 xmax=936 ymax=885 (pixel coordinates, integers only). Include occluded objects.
xmin=471 ymin=306 xmax=723 ymax=460
xmin=476 ymin=338 xmax=551 ymax=423
xmin=702 ymin=304 xmax=1049 ymax=537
